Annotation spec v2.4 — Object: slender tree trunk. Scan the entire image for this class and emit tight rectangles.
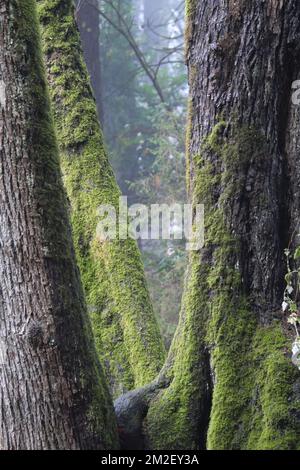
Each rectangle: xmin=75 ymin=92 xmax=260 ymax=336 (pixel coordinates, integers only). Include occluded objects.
xmin=76 ymin=0 xmax=104 ymax=123
xmin=0 ymin=0 xmax=118 ymax=450
xmin=37 ymin=0 xmax=165 ymax=399
xmin=116 ymin=0 xmax=300 ymax=450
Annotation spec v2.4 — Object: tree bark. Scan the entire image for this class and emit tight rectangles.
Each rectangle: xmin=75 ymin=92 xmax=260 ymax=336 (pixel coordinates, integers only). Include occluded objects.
xmin=0 ymin=0 xmax=118 ymax=450
xmin=184 ymin=0 xmax=300 ymax=449
xmin=76 ymin=0 xmax=104 ymax=123
xmin=116 ymin=0 xmax=300 ymax=450
xmin=37 ymin=0 xmax=165 ymax=399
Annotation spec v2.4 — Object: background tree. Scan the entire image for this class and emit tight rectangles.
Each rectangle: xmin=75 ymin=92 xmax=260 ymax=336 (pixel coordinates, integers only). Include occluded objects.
xmin=76 ymin=0 xmax=104 ymax=122
xmin=0 ymin=0 xmax=117 ymax=450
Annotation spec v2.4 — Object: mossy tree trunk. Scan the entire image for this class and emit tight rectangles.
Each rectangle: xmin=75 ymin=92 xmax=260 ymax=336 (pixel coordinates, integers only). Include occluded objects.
xmin=116 ymin=0 xmax=300 ymax=450
xmin=185 ymin=0 xmax=300 ymax=449
xmin=37 ymin=0 xmax=165 ymax=399
xmin=0 ymin=0 xmax=118 ymax=450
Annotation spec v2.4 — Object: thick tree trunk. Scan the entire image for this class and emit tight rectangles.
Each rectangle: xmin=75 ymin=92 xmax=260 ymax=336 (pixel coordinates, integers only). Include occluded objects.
xmin=37 ymin=0 xmax=165 ymax=399
xmin=0 ymin=0 xmax=118 ymax=450
xmin=116 ymin=0 xmax=300 ymax=450
xmin=76 ymin=0 xmax=104 ymax=123
xmin=185 ymin=0 xmax=300 ymax=450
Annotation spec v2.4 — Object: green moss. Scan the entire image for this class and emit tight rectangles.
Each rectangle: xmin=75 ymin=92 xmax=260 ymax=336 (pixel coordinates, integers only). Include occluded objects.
xmin=248 ymin=326 xmax=300 ymax=449
xmin=203 ymin=120 xmax=226 ymax=152
xmin=185 ymin=0 xmax=198 ymax=57
xmin=37 ymin=0 xmax=165 ymax=397
xmin=81 ymin=249 xmax=134 ymax=397
xmin=145 ymin=120 xmax=300 ymax=450
xmin=145 ymin=257 xmax=211 ymax=449
xmin=200 ymin=122 xmax=300 ymax=450
xmin=207 ymin=309 xmax=300 ymax=449
xmin=185 ymin=0 xmax=197 ymax=20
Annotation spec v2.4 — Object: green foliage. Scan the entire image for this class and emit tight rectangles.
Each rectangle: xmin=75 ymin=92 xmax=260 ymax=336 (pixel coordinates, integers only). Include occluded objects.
xmin=282 ymin=242 xmax=300 ymax=370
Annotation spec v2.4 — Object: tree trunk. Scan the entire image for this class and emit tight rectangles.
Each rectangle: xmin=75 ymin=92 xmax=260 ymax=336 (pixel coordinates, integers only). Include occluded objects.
xmin=0 ymin=0 xmax=118 ymax=450
xmin=116 ymin=0 xmax=300 ymax=450
xmin=76 ymin=0 xmax=104 ymax=123
xmin=37 ymin=0 xmax=165 ymax=399
xmin=185 ymin=0 xmax=300 ymax=450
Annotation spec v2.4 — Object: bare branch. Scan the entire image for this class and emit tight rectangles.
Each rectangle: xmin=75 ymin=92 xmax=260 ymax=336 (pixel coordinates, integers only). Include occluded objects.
xmin=86 ymin=0 xmax=185 ymax=106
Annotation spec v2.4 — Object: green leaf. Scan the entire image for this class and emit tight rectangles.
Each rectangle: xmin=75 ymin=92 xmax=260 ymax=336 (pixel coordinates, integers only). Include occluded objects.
xmin=294 ymin=247 xmax=300 ymax=259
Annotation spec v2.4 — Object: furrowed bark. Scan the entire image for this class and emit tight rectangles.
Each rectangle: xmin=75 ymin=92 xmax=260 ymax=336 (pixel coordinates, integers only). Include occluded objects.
xmin=0 ymin=0 xmax=118 ymax=450
xmin=37 ymin=0 xmax=165 ymax=398
xmin=116 ymin=0 xmax=300 ymax=450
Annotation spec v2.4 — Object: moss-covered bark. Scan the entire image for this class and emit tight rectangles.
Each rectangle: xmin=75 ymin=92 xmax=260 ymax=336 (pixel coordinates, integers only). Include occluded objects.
xmin=37 ymin=0 xmax=165 ymax=398
xmin=197 ymin=124 xmax=300 ymax=449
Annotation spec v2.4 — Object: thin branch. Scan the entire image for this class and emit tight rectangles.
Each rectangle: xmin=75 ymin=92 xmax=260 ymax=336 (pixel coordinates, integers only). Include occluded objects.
xmin=86 ymin=0 xmax=185 ymax=106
